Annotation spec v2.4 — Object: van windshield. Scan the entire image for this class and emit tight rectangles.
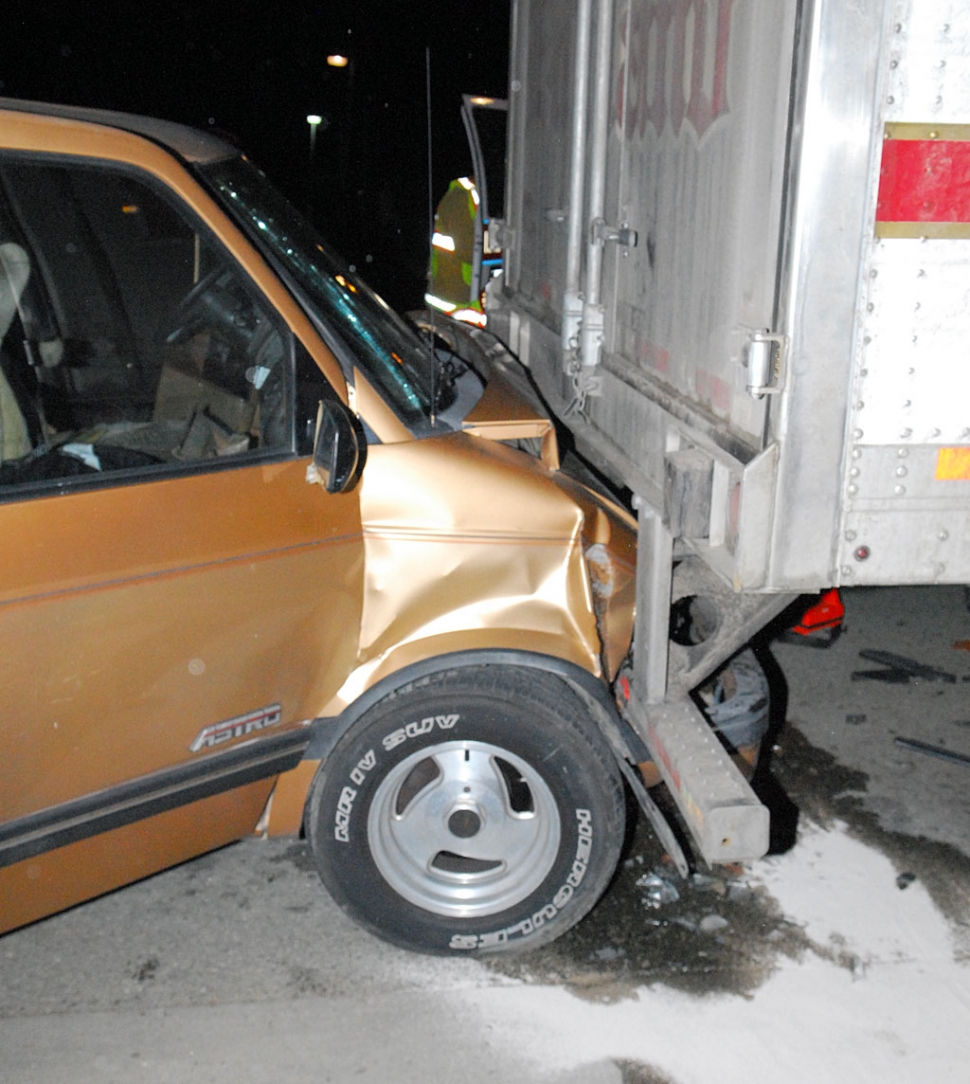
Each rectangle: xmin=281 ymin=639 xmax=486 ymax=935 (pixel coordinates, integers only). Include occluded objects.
xmin=202 ymin=155 xmax=445 ymax=430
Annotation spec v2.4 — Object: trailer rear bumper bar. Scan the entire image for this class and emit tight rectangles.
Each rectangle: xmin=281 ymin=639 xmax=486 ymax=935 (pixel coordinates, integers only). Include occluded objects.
xmin=625 ymin=687 xmax=770 ymax=865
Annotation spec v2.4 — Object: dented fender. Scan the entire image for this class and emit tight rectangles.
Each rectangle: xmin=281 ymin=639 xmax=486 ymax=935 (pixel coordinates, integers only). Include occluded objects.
xmin=263 ymin=432 xmax=639 ymax=836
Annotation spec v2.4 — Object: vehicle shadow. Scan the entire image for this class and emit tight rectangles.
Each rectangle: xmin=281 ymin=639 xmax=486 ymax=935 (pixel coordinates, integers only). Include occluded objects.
xmin=750 ymin=634 xmax=801 ymax=856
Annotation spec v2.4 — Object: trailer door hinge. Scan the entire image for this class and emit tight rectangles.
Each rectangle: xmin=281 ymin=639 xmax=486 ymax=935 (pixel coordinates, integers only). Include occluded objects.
xmin=744 ymin=330 xmax=786 ymax=399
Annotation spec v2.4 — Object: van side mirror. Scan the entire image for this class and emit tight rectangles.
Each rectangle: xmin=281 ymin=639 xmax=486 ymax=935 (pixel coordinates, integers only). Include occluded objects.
xmin=306 ymin=399 xmax=366 ymax=493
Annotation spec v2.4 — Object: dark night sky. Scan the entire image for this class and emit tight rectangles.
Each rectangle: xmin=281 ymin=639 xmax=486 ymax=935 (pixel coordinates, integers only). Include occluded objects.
xmin=0 ymin=1 xmax=511 ymax=311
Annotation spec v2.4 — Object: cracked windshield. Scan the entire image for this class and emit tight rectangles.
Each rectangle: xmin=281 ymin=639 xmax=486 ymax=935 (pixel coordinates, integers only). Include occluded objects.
xmin=203 ymin=156 xmax=448 ymax=431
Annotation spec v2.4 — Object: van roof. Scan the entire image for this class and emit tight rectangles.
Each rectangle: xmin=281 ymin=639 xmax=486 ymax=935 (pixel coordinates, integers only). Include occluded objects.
xmin=0 ymin=98 xmax=237 ymax=164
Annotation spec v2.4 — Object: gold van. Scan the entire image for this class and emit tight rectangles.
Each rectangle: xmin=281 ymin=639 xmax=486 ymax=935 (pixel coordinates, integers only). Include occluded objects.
xmin=0 ymin=100 xmax=644 ymax=954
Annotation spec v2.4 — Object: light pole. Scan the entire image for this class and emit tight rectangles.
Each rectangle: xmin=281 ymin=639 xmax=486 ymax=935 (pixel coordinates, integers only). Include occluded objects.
xmin=307 ymin=114 xmax=323 ymax=162
xmin=325 ymin=54 xmax=355 ymax=203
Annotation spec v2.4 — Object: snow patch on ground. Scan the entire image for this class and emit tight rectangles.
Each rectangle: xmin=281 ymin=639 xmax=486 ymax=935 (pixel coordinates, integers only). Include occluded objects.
xmin=458 ymin=820 xmax=970 ymax=1083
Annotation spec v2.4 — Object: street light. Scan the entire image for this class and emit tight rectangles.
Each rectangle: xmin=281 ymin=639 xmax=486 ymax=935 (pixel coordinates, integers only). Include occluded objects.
xmin=307 ymin=113 xmax=323 ymax=161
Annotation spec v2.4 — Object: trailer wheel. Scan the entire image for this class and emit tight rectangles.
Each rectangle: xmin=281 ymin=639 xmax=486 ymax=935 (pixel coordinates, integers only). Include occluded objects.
xmin=306 ymin=667 xmax=625 ymax=955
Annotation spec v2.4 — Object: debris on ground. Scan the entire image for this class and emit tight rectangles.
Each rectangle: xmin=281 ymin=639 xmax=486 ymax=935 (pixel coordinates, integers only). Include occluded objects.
xmin=699 ymin=915 xmax=730 ymax=933
xmin=894 ymin=736 xmax=970 ymax=769
xmin=852 ymin=649 xmax=956 ymax=685
xmin=636 ymin=872 xmax=680 ymax=910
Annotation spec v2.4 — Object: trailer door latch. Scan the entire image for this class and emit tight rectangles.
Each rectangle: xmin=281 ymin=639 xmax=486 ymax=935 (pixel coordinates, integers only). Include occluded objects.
xmin=591 ymin=218 xmax=638 ymax=248
xmin=744 ymin=330 xmax=786 ymax=399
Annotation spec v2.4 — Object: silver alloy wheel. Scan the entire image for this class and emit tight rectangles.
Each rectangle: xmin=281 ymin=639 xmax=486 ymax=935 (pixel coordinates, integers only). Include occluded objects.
xmin=367 ymin=739 xmax=561 ymax=918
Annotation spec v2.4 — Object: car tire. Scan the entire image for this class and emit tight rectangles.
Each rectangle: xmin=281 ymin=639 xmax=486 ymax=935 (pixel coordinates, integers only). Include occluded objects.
xmin=305 ymin=666 xmax=625 ymax=956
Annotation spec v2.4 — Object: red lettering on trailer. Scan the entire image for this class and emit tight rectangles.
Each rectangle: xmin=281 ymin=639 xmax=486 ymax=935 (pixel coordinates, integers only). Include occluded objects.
xmin=619 ymin=0 xmax=733 ymax=140
xmin=696 ymin=367 xmax=732 ymax=414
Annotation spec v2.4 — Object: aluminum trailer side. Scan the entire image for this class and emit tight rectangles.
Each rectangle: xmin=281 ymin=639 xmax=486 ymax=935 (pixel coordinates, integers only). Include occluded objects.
xmin=488 ymin=0 xmax=970 ymax=864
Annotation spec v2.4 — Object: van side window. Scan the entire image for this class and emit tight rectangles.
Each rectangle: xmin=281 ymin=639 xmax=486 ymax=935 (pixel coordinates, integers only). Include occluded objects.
xmin=0 ymin=156 xmax=292 ymax=490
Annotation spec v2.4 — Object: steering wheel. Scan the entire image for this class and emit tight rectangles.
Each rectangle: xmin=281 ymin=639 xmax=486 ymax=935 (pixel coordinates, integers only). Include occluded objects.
xmin=166 ymin=267 xmax=225 ymax=345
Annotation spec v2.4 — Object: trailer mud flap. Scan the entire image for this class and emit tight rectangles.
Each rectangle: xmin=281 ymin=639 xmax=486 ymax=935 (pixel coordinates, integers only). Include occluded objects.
xmin=626 ymin=689 xmax=769 ymax=865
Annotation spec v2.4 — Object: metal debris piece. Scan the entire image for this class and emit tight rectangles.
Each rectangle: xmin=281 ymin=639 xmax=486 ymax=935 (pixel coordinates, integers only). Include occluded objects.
xmin=690 ymin=872 xmax=728 ymax=897
xmin=894 ymin=736 xmax=970 ymax=768
xmin=851 ymin=670 xmax=910 ymax=683
xmin=852 ymin=649 xmax=957 ymax=685
xmin=699 ymin=914 xmax=729 ymax=933
xmin=591 ymin=945 xmax=626 ymax=962
xmin=670 ymin=916 xmax=697 ymax=932
xmin=636 ymin=871 xmax=681 ymax=909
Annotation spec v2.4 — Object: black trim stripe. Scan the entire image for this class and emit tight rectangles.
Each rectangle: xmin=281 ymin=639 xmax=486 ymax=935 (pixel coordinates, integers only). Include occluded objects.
xmin=0 ymin=729 xmax=310 ymax=870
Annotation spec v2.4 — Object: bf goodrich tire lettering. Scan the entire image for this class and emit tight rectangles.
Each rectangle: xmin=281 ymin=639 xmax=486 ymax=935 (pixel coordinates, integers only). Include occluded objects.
xmin=306 ymin=667 xmax=625 ymax=956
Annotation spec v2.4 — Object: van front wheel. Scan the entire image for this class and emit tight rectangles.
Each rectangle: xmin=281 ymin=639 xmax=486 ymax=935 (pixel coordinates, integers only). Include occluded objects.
xmin=305 ymin=666 xmax=625 ymax=956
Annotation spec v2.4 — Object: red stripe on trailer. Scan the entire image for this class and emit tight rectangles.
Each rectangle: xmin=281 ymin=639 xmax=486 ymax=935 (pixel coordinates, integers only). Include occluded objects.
xmin=877 ymin=137 xmax=970 ymax=224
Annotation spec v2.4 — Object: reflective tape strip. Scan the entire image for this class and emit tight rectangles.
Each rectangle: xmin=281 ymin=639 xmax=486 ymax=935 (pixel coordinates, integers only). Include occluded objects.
xmin=424 ymin=292 xmax=458 ymax=313
xmin=877 ymin=124 xmax=970 ymax=238
xmin=936 ymin=447 xmax=970 ymax=481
